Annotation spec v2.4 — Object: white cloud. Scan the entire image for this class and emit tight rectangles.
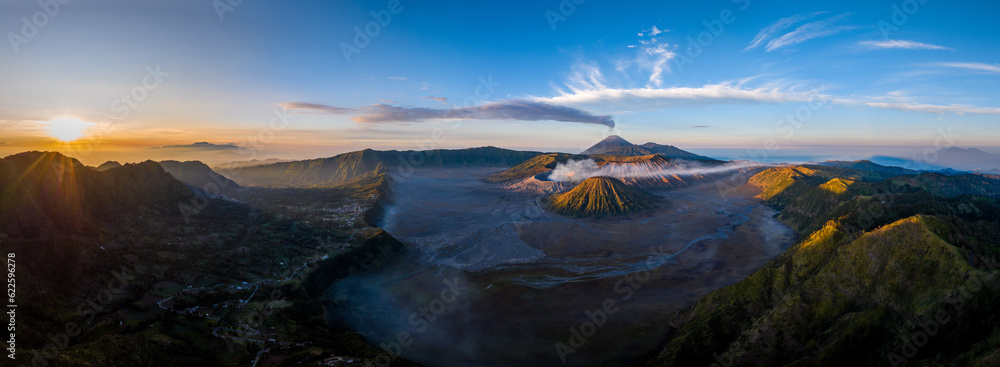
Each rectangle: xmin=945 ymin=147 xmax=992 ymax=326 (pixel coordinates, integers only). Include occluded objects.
xmin=746 ymin=14 xmax=810 ymax=50
xmin=866 ymin=102 xmax=1000 ymax=115
xmin=545 ymin=64 xmax=1000 ymax=118
xmin=765 ymin=14 xmax=854 ymax=52
xmin=933 ymin=62 xmax=1000 ymax=73
xmin=388 ymin=76 xmax=407 ymax=80
xmin=620 ymin=26 xmax=678 ymax=88
xmin=639 ymin=43 xmax=676 ymax=88
xmin=858 ymin=40 xmax=950 ymax=50
xmin=564 ymin=60 xmax=608 ymax=93
xmin=540 ymin=82 xmax=830 ymax=109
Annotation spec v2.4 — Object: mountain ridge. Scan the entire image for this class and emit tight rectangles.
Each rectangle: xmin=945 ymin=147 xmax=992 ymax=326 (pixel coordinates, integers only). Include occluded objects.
xmin=580 ymin=135 xmax=715 ymax=160
xmin=217 ymin=147 xmax=545 ymax=188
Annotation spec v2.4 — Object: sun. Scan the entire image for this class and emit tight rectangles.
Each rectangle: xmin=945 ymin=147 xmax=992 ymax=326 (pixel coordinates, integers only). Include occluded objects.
xmin=45 ymin=116 xmax=94 ymax=142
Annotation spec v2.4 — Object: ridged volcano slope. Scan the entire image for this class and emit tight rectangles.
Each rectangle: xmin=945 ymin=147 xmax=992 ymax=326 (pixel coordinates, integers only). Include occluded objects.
xmin=546 ymin=176 xmax=660 ymax=217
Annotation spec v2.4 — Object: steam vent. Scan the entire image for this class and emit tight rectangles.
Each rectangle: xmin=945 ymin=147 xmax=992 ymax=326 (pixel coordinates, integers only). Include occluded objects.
xmin=545 ymin=176 xmax=661 ymax=218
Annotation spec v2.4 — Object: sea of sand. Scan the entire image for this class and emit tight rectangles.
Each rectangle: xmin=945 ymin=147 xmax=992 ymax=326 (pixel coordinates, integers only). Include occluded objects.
xmin=327 ymin=167 xmax=796 ymax=367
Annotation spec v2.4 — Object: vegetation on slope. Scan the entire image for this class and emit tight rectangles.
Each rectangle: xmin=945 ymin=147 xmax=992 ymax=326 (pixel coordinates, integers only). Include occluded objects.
xmin=546 ymin=176 xmax=661 ymax=218
xmin=653 ymin=215 xmax=999 ymax=367
xmin=651 ymin=165 xmax=1000 ymax=367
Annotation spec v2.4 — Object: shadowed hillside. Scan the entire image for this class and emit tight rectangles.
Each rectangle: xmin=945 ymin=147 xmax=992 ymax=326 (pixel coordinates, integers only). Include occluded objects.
xmin=546 ymin=176 xmax=661 ymax=217
xmin=158 ymin=160 xmax=242 ymax=198
xmin=0 ymin=151 xmax=194 ymax=238
xmin=218 ymin=147 xmax=544 ymax=188
xmin=94 ymin=161 xmax=122 ymax=171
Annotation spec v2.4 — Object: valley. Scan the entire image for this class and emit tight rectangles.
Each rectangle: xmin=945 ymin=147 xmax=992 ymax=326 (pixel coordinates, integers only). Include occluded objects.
xmin=3 ymin=143 xmax=999 ymax=367
xmin=328 ymin=167 xmax=796 ymax=366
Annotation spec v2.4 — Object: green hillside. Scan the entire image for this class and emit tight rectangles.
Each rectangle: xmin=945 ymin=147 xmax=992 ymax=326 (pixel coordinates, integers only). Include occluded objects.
xmin=653 ymin=215 xmax=999 ymax=367
xmin=651 ymin=166 xmax=1000 ymax=367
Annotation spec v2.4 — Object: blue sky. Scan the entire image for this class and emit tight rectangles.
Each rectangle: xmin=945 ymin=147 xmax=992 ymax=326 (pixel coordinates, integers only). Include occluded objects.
xmin=2 ymin=0 xmax=999 ymax=164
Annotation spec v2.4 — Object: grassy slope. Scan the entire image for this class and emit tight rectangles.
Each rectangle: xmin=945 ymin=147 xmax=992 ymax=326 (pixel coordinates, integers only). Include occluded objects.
xmin=654 ymin=216 xmax=1000 ymax=367
xmin=546 ymin=176 xmax=660 ymax=218
xmin=652 ymin=166 xmax=1000 ymax=367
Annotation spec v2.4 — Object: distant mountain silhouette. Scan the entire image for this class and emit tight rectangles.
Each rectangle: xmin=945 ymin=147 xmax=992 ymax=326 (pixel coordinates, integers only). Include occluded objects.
xmin=158 ymin=160 xmax=241 ymax=198
xmin=581 ymin=135 xmax=715 ymax=160
xmin=210 ymin=158 xmax=292 ymax=171
xmin=94 ymin=161 xmax=123 ymax=171
xmin=870 ymin=147 xmax=1000 ymax=172
xmin=0 ymin=151 xmax=193 ymax=238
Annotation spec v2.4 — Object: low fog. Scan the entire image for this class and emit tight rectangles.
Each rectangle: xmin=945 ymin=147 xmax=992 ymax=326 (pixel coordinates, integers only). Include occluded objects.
xmin=547 ymin=159 xmax=768 ymax=183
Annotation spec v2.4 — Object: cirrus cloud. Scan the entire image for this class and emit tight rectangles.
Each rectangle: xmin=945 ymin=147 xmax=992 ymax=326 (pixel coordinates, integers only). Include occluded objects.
xmin=858 ymin=39 xmax=951 ymax=50
xmin=866 ymin=102 xmax=1000 ymax=115
xmin=932 ymin=62 xmax=1000 ymax=73
xmin=747 ymin=13 xmax=855 ymax=52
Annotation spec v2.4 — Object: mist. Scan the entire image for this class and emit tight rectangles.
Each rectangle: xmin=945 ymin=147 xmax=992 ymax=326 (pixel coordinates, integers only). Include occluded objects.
xmin=547 ymin=159 xmax=769 ymax=183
